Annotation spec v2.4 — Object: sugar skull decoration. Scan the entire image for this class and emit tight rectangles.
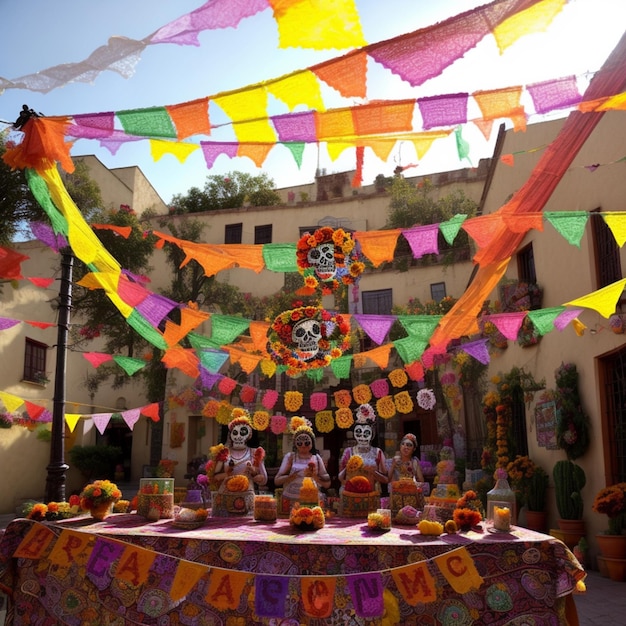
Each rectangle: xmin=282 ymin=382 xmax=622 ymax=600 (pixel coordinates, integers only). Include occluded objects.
xmin=267 ymin=306 xmax=351 ymax=375
xmin=296 ymin=227 xmax=364 ymax=295
xmin=228 ymin=409 xmax=253 ymax=450
xmin=354 ymin=403 xmax=376 ymax=447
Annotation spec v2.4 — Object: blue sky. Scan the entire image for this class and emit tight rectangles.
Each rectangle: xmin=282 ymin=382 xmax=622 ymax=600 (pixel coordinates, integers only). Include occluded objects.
xmin=1 ymin=0 xmax=624 ymax=205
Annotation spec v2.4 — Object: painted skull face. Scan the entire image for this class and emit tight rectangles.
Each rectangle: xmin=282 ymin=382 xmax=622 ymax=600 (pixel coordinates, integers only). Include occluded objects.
xmin=230 ymin=424 xmax=251 ymax=449
xmin=354 ymin=423 xmax=373 ymax=446
xmin=292 ymin=318 xmax=322 ymax=361
xmin=307 ymin=242 xmax=336 ymax=281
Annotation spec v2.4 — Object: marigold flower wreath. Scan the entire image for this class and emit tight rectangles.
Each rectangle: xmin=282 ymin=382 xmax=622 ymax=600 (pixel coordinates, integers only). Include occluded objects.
xmin=267 ymin=306 xmax=351 ymax=373
xmin=296 ymin=226 xmax=364 ymax=294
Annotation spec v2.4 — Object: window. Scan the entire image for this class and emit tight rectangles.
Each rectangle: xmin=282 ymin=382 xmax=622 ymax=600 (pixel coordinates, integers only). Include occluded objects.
xmin=254 ymin=224 xmax=272 ymax=245
xmin=23 ymin=338 xmax=48 ymax=383
xmin=430 ymin=282 xmax=446 ymax=302
xmin=224 ymin=223 xmax=242 ymax=244
xmin=362 ymin=289 xmax=393 ymax=315
xmin=517 ymin=243 xmax=536 ymax=284
xmin=591 ymin=210 xmax=622 ymax=289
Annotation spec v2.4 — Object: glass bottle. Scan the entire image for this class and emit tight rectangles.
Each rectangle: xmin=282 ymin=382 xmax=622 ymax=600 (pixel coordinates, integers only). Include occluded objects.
xmin=487 ymin=468 xmax=516 ymax=526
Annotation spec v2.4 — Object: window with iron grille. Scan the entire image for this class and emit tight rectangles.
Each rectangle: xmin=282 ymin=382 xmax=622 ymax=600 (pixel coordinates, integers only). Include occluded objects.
xmin=254 ymin=224 xmax=272 ymax=245
xmin=517 ymin=243 xmax=536 ymax=284
xmin=23 ymin=338 xmax=48 ymax=383
xmin=601 ymin=348 xmax=626 ymax=483
xmin=362 ymin=289 xmax=393 ymax=315
xmin=430 ymin=282 xmax=446 ymax=302
xmin=591 ymin=210 xmax=622 ymax=289
xmin=224 ymin=223 xmax=242 ymax=244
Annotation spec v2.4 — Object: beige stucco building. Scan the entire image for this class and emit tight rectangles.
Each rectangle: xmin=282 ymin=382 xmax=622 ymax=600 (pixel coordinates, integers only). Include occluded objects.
xmin=1 ymin=113 xmax=624 ymax=567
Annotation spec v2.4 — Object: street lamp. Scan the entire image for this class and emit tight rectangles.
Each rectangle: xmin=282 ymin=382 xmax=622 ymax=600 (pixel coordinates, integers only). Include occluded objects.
xmin=44 ymin=251 xmax=73 ymax=503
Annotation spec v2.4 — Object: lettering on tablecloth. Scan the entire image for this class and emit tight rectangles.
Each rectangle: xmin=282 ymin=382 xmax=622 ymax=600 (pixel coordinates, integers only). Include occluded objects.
xmin=302 ymin=578 xmax=335 ymax=618
xmin=391 ymin=562 xmax=437 ymax=605
xmin=86 ymin=538 xmax=125 ymax=590
xmin=347 ymin=573 xmax=384 ymax=618
xmin=255 ymin=575 xmax=289 ymax=618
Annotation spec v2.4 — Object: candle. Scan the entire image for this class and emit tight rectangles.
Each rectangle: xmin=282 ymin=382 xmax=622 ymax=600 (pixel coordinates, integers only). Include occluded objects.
xmin=494 ymin=505 xmax=511 ymax=531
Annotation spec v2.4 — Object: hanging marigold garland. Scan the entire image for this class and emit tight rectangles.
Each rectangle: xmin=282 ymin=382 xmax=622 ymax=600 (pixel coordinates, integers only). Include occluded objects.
xmin=315 ymin=411 xmax=334 ymax=433
xmin=296 ymin=227 xmax=364 ymax=294
xmin=335 ymin=407 xmax=354 ymax=429
xmin=267 ymin=306 xmax=351 ymax=374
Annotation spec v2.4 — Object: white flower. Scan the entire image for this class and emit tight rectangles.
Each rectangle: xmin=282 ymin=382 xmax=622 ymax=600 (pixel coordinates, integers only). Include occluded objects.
xmin=416 ymin=388 xmax=436 ymax=411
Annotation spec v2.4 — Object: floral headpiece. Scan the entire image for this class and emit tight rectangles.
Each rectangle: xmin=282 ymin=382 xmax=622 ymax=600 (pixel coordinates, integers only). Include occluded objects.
xmin=401 ymin=433 xmax=417 ymax=448
xmin=228 ymin=407 xmax=252 ymax=431
xmin=296 ymin=226 xmax=364 ymax=294
xmin=289 ymin=416 xmax=314 ymax=439
xmin=355 ymin=403 xmax=376 ymax=425
xmin=267 ymin=306 xmax=351 ymax=375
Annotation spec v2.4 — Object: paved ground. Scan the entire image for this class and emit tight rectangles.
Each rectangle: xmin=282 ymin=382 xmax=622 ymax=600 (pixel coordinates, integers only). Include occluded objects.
xmin=0 ymin=512 xmax=624 ymax=624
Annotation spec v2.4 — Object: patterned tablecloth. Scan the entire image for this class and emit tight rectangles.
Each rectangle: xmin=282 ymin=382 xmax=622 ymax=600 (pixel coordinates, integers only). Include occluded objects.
xmin=0 ymin=514 xmax=585 ymax=625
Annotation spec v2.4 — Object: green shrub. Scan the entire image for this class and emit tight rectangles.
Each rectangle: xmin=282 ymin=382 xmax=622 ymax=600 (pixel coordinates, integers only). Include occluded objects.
xmin=69 ymin=445 xmax=122 ymax=481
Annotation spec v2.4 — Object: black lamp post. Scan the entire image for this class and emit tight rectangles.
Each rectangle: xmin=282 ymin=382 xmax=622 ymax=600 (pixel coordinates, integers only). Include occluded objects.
xmin=44 ymin=251 xmax=73 ymax=503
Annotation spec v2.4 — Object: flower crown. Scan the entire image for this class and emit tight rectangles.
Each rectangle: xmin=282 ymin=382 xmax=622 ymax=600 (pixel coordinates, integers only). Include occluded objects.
xmin=355 ymin=403 xmax=376 ymax=424
xmin=228 ymin=407 xmax=252 ymax=431
xmin=289 ymin=416 xmax=314 ymax=439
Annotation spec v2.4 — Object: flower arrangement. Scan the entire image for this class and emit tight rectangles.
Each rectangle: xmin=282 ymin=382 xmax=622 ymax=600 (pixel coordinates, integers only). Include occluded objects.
xmin=416 ymin=388 xmax=436 ymax=411
xmin=296 ymin=226 xmax=364 ymax=294
xmin=345 ymin=475 xmax=373 ymax=493
xmin=79 ymin=480 xmax=122 ymax=512
xmin=346 ymin=455 xmax=364 ymax=473
xmin=156 ymin=459 xmax=177 ymax=478
xmin=267 ymin=306 xmax=352 ymax=374
xmin=592 ymin=483 xmax=626 ymax=535
xmin=225 ymin=475 xmax=250 ymax=492
xmin=26 ymin=499 xmax=79 ymax=521
xmin=453 ymin=490 xmax=483 ymax=530
xmin=290 ymin=503 xmax=325 ymax=530
xmin=0 ymin=412 xmax=14 ymax=429
xmin=506 ymin=455 xmax=548 ymax=512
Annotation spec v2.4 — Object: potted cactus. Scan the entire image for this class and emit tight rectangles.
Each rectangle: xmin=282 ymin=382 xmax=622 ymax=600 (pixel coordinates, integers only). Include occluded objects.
xmin=552 ymin=460 xmax=586 ymax=547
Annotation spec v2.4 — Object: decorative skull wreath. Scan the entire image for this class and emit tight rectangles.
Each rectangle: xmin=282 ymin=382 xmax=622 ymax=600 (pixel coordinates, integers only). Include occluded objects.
xmin=267 ymin=306 xmax=352 ymax=374
xmin=296 ymin=226 xmax=365 ymax=294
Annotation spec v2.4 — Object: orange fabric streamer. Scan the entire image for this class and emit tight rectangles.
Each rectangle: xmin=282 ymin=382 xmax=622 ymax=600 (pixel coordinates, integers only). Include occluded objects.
xmin=364 ymin=344 xmax=392 ymax=369
xmin=165 ymin=97 xmax=211 ymax=140
xmin=161 ymin=347 xmax=199 ymax=379
xmin=91 ymin=224 xmax=132 ymax=238
xmin=473 ymin=86 xmax=526 ymax=132
xmin=312 ymin=51 xmax=368 ymax=99
xmin=249 ymin=321 xmax=271 ymax=353
xmin=163 ymin=307 xmax=210 ymax=347
xmin=352 ymin=100 xmax=415 ymax=136
xmin=354 ymin=229 xmax=401 ymax=267
xmin=2 ymin=117 xmax=74 ymax=174
xmin=140 ymin=403 xmax=161 ymax=422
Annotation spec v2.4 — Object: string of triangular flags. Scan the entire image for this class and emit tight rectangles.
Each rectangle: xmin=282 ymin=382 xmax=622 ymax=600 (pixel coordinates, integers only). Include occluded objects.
xmin=16 ymin=520 xmax=485 ymax=619
xmin=0 ymin=389 xmax=161 ymax=434
xmin=0 ymin=0 xmax=367 ymax=94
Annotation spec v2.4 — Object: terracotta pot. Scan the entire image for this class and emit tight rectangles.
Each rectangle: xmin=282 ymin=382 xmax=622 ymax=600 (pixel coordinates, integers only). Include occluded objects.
xmin=597 ymin=534 xmax=626 ymax=560
xmin=90 ymin=501 xmax=113 ymax=521
xmin=557 ymin=518 xmax=586 ymax=534
xmin=597 ymin=556 xmax=626 ymax=582
xmin=525 ymin=510 xmax=547 ymax=533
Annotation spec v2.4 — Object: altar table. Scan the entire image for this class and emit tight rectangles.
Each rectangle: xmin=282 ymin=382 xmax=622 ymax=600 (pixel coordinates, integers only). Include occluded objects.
xmin=0 ymin=514 xmax=584 ymax=625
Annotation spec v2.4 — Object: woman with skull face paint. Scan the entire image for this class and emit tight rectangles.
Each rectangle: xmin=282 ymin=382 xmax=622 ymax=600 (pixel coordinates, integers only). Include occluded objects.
xmin=275 ymin=417 xmax=331 ymax=514
xmin=338 ymin=404 xmax=388 ymax=492
xmin=213 ymin=410 xmax=268 ymax=491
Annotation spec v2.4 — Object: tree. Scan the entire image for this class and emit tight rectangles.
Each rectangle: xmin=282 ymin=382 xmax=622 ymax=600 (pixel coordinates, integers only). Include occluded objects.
xmin=0 ymin=136 xmax=45 ymax=244
xmin=385 ymin=176 xmax=477 ymax=269
xmin=170 ymin=171 xmax=282 ymax=213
